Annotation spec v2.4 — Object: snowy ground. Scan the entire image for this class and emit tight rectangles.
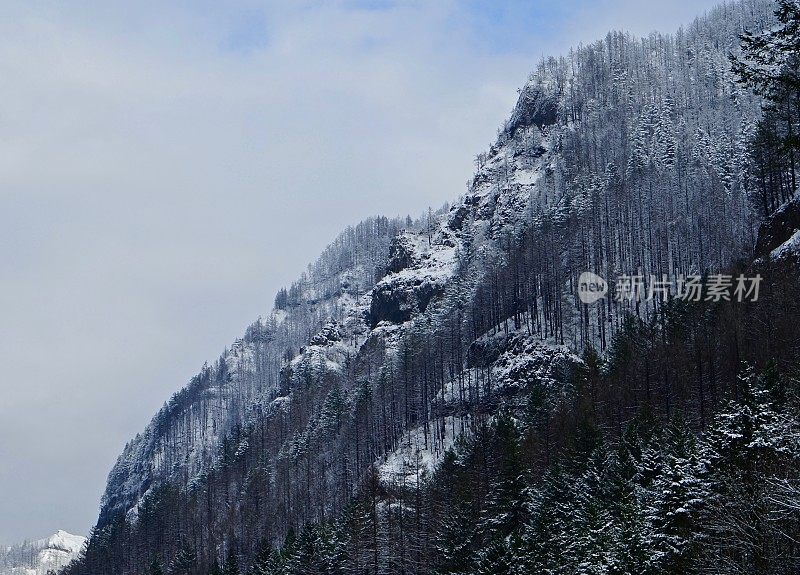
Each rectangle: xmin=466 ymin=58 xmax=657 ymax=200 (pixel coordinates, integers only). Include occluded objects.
xmin=377 ymin=415 xmax=470 ymax=486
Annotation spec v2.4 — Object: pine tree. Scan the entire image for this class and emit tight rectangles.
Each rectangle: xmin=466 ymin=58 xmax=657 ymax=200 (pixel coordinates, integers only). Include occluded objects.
xmin=698 ymin=367 xmax=794 ymax=574
xmin=248 ymin=539 xmax=279 ymax=575
xmin=168 ymin=544 xmax=197 ymax=575
xmin=148 ymin=557 xmax=164 ymax=575
xmin=522 ymin=464 xmax=574 ymax=572
xmin=732 ymin=0 xmax=800 ymax=201
xmin=430 ymin=450 xmax=476 ymax=574
xmin=478 ymin=412 xmax=527 ymax=542
xmin=221 ymin=549 xmax=240 ymax=575
xmin=647 ymin=418 xmax=707 ymax=574
xmin=605 ymin=432 xmax=652 ymax=574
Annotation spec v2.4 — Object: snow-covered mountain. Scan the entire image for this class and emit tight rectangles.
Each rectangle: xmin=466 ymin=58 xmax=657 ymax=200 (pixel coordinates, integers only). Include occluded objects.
xmin=97 ymin=0 xmax=770 ymax=536
xmin=97 ymin=216 xmax=409 ymax=526
xmin=0 ymin=531 xmax=85 ymax=575
xmin=62 ymin=0 xmax=800 ymax=573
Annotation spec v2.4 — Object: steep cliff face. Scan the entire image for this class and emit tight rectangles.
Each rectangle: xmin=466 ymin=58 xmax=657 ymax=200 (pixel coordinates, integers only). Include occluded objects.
xmin=78 ymin=1 xmax=786 ymax=573
xmin=368 ymin=233 xmax=456 ymax=327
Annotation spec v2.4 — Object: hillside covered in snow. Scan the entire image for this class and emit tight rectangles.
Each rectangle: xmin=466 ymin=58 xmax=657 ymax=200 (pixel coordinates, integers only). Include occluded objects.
xmin=0 ymin=531 xmax=85 ymax=575
xmin=62 ymin=0 xmax=800 ymax=574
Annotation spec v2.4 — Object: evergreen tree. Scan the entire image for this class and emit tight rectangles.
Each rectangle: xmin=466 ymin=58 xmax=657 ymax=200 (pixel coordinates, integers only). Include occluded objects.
xmin=221 ymin=549 xmax=240 ymax=575
xmin=647 ymin=418 xmax=707 ymax=574
xmin=168 ymin=544 xmax=197 ymax=575
xmin=149 ymin=557 xmax=164 ymax=575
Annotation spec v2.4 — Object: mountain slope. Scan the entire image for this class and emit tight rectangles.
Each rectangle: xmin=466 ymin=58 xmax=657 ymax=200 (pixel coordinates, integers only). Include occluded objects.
xmin=63 ymin=1 xmax=800 ymax=574
xmin=98 ymin=216 xmax=407 ymax=525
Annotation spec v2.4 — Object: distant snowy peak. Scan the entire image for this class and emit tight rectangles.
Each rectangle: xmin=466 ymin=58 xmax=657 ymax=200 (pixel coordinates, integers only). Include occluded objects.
xmin=42 ymin=531 xmax=85 ymax=556
xmin=0 ymin=531 xmax=85 ymax=575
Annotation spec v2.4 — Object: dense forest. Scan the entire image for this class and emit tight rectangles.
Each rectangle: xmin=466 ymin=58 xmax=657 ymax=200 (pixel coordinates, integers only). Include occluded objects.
xmin=62 ymin=1 xmax=800 ymax=574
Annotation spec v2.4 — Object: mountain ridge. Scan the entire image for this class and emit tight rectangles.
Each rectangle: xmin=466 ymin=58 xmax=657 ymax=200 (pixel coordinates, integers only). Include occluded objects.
xmin=65 ymin=1 xmax=800 ymax=574
xmin=100 ymin=0 xmax=769 ymax=537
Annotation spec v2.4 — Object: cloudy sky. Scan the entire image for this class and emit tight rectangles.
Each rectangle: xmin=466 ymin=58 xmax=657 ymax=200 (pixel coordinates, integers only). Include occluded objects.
xmin=0 ymin=0 xmax=725 ymax=543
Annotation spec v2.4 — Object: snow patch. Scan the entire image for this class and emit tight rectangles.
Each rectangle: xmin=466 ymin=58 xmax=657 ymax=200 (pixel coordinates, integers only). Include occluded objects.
xmin=770 ymin=229 xmax=800 ymax=261
xmin=377 ymin=415 xmax=470 ymax=485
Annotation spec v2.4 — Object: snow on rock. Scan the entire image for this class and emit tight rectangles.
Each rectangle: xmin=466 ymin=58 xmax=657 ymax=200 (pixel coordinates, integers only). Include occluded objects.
xmin=770 ymin=229 xmax=800 ymax=261
xmin=433 ymin=328 xmax=583 ymax=415
xmin=755 ymin=194 xmax=800 ymax=259
xmin=282 ymin=337 xmax=350 ymax=390
xmin=369 ymin=231 xmax=456 ymax=327
xmin=309 ymin=320 xmax=342 ymax=346
xmin=451 ymin=122 xmax=552 ymax=244
xmin=0 ymin=531 xmax=86 ymax=575
xmin=489 ymin=334 xmax=582 ymax=394
xmin=380 ymin=333 xmax=580 ymax=487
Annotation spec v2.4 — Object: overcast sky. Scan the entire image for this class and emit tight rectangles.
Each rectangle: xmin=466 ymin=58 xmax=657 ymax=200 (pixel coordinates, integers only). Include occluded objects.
xmin=0 ymin=0 xmax=727 ymax=544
